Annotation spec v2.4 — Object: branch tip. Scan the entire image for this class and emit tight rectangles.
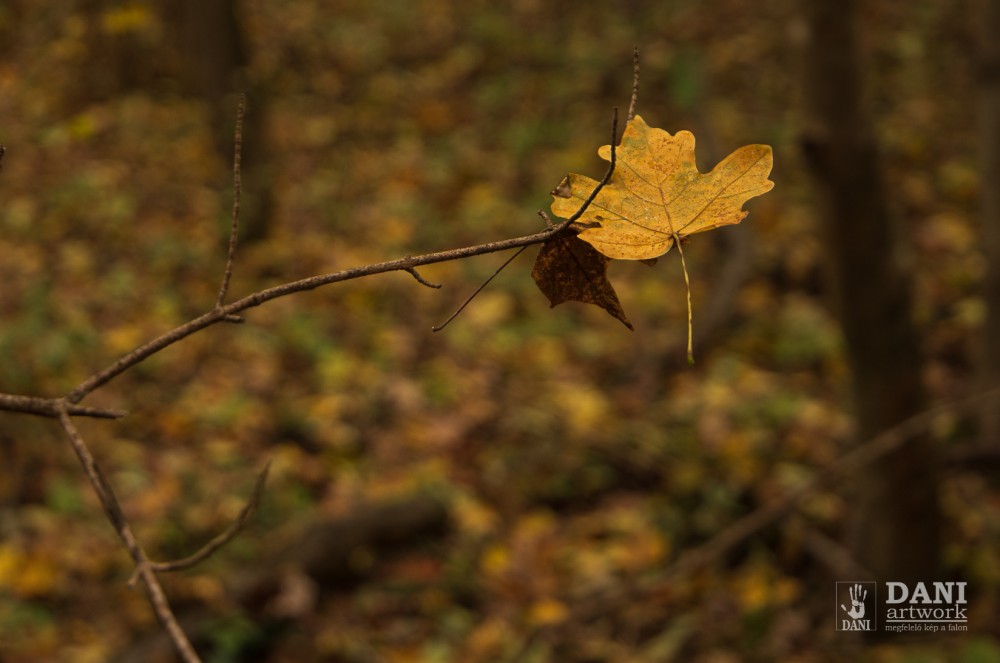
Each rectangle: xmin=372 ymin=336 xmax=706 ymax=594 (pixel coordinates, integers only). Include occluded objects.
xmin=0 ymin=394 xmax=127 ymax=419
xmin=55 ymin=403 xmax=202 ymax=661
xmin=216 ymin=93 xmax=246 ymax=309
xmin=628 ymin=47 xmax=640 ymax=122
xmin=150 ymin=461 xmax=270 ymax=574
xmin=405 ymin=266 xmax=442 ymax=289
xmin=565 ymin=108 xmax=618 ymax=227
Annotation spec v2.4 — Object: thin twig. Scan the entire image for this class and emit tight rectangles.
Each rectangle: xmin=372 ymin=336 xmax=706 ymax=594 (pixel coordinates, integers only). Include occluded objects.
xmin=151 ymin=462 xmax=270 ymax=573
xmin=432 ymin=246 xmax=528 ymax=332
xmin=566 ymin=107 xmax=619 ymax=225
xmin=405 ymin=266 xmax=442 ymax=289
xmin=67 ymin=225 xmax=562 ymax=404
xmin=216 ymin=93 xmax=245 ymax=310
xmin=56 ymin=403 xmax=202 ymax=663
xmin=628 ymin=46 xmax=640 ymax=122
xmin=0 ymin=393 xmax=126 ymax=419
xmin=432 ymin=108 xmax=620 ymax=332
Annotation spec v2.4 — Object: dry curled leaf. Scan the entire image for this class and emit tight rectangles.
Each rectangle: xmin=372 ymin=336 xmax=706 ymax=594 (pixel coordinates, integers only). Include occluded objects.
xmin=531 ymin=234 xmax=632 ymax=330
xmin=550 ymin=115 xmax=774 ymax=261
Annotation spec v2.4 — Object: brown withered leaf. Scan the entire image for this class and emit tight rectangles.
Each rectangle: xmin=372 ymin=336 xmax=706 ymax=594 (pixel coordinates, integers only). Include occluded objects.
xmin=531 ymin=234 xmax=633 ymax=330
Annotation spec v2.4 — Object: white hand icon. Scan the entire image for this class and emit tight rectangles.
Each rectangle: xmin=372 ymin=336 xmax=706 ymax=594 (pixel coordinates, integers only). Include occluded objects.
xmin=840 ymin=583 xmax=867 ymax=620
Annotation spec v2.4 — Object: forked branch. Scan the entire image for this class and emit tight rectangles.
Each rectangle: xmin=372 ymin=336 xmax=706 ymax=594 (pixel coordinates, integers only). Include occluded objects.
xmin=150 ymin=462 xmax=270 ymax=573
xmin=56 ymin=403 xmax=201 ymax=663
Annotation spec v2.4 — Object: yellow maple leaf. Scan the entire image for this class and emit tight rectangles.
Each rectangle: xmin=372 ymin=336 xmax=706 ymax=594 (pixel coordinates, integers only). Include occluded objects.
xmin=551 ymin=115 xmax=774 ymax=261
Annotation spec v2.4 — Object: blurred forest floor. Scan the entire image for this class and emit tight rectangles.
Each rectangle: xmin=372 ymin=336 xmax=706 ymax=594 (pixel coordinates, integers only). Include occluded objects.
xmin=1 ymin=1 xmax=999 ymax=661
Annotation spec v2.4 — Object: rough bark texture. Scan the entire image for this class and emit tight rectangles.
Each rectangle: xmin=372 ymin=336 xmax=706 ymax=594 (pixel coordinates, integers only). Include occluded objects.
xmin=801 ymin=0 xmax=940 ymax=583
xmin=980 ymin=0 xmax=1000 ymax=446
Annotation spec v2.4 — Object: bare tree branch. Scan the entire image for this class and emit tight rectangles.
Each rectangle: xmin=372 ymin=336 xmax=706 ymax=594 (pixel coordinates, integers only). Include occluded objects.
xmin=404 ymin=266 xmax=442 ymax=289
xmin=151 ymin=462 xmax=270 ymax=573
xmin=216 ymin=93 xmax=245 ymax=311
xmin=432 ymin=246 xmax=529 ymax=332
xmin=56 ymin=402 xmax=202 ymax=663
xmin=63 ymin=220 xmax=573 ymax=405
xmin=0 ymin=393 xmax=126 ymax=419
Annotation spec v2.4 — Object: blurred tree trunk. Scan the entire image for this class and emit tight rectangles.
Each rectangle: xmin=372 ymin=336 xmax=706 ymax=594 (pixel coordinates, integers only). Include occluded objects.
xmin=801 ymin=0 xmax=940 ymax=582
xmin=166 ymin=0 xmax=273 ymax=243
xmin=71 ymin=0 xmax=273 ymax=245
xmin=980 ymin=0 xmax=1000 ymax=445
